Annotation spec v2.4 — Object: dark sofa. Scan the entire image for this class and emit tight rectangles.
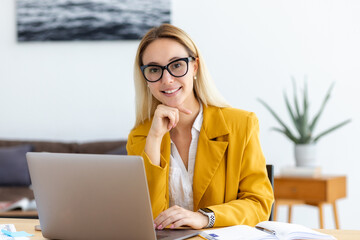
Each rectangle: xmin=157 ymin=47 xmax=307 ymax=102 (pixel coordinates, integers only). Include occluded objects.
xmin=0 ymin=139 xmax=127 ymax=202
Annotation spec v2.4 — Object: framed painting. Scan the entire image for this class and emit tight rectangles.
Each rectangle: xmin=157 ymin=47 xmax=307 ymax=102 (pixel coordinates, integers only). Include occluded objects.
xmin=16 ymin=0 xmax=171 ymax=41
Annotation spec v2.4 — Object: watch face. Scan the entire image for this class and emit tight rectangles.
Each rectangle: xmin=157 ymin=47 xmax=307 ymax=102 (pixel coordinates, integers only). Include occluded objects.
xmin=201 ymin=208 xmax=213 ymax=213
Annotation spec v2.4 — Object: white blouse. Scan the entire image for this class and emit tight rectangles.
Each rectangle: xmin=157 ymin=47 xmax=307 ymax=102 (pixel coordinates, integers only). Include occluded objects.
xmin=169 ymin=105 xmax=203 ymax=211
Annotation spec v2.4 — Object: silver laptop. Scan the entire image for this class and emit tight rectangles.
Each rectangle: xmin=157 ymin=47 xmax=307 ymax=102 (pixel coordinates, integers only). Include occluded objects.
xmin=26 ymin=152 xmax=200 ymax=240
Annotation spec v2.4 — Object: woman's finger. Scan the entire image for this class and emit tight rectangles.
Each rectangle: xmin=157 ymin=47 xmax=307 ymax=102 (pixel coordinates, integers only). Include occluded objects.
xmin=171 ymin=212 xmax=207 ymax=229
xmin=157 ymin=211 xmax=183 ymax=230
xmin=173 ymin=108 xmax=179 ymax=128
xmin=177 ymin=105 xmax=192 ymax=115
xmin=154 ymin=205 xmax=181 ymax=227
xmin=167 ymin=111 xmax=176 ymax=130
xmin=171 ymin=217 xmax=188 ymax=229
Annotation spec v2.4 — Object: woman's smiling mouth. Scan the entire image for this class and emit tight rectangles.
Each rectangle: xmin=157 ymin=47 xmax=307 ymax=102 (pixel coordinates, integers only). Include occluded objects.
xmin=161 ymin=87 xmax=182 ymax=94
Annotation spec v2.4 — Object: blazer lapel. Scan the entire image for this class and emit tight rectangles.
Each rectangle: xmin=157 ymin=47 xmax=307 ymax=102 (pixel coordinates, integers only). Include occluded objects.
xmin=193 ymin=105 xmax=229 ymax=210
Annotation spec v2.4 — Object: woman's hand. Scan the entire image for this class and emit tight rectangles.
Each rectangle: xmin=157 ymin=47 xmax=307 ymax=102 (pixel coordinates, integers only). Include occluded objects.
xmin=145 ymin=104 xmax=191 ymax=166
xmin=149 ymin=104 xmax=192 ymax=138
xmin=154 ymin=205 xmax=209 ymax=230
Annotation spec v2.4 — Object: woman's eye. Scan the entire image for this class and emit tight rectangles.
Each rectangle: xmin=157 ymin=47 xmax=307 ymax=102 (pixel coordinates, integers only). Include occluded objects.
xmin=149 ymin=68 xmax=159 ymax=73
xmin=171 ymin=62 xmax=182 ymax=69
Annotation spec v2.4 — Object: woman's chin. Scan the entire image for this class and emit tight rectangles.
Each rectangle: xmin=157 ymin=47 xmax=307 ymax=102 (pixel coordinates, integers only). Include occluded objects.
xmin=160 ymin=98 xmax=183 ymax=108
xmin=159 ymin=94 xmax=197 ymax=109
xmin=163 ymin=102 xmax=180 ymax=108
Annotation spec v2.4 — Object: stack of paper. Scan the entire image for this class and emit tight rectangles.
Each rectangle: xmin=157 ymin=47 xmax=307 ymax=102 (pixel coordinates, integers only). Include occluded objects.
xmin=280 ymin=166 xmax=322 ymax=177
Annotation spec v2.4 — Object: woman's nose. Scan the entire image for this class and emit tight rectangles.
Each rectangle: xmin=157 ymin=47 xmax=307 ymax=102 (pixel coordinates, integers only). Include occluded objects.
xmin=161 ymin=69 xmax=174 ymax=83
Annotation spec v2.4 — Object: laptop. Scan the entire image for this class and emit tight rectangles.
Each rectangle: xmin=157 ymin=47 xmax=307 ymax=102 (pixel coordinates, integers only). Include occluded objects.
xmin=26 ymin=152 xmax=200 ymax=240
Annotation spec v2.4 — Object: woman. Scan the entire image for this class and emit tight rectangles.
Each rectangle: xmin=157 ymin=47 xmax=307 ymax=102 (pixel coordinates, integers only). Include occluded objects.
xmin=127 ymin=24 xmax=274 ymax=230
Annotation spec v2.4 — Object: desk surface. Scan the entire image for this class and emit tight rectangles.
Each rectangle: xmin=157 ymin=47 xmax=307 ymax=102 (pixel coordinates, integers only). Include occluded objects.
xmin=1 ymin=218 xmax=359 ymax=240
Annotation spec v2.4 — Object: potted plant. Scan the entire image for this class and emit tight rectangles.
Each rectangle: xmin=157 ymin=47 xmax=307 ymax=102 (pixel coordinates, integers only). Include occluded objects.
xmin=258 ymin=79 xmax=351 ymax=167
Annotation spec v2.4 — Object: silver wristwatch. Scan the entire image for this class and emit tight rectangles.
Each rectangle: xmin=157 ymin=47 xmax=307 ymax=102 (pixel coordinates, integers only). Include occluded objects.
xmin=198 ymin=208 xmax=215 ymax=228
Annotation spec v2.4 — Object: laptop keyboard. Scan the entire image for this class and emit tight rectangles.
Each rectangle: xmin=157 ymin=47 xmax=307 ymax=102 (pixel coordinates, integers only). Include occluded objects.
xmin=156 ymin=230 xmax=169 ymax=239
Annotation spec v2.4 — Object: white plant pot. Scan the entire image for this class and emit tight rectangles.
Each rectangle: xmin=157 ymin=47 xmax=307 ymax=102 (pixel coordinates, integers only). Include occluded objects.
xmin=294 ymin=144 xmax=317 ymax=167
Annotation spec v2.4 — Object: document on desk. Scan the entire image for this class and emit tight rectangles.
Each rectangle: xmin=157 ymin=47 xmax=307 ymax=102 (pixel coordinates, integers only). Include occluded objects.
xmin=202 ymin=221 xmax=336 ymax=240
xmin=0 ymin=224 xmax=30 ymax=240
xmin=203 ymin=225 xmax=273 ymax=240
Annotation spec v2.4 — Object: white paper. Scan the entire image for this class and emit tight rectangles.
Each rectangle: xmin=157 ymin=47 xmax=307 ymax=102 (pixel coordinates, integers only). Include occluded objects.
xmin=204 ymin=225 xmax=275 ymax=240
xmin=0 ymin=224 xmax=30 ymax=240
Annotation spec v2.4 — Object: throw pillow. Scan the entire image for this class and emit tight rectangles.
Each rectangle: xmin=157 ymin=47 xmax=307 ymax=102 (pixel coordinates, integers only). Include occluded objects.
xmin=0 ymin=144 xmax=33 ymax=186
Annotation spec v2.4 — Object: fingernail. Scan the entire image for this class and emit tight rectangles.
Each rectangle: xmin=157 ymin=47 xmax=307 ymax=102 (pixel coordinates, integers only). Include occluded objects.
xmin=157 ymin=224 xmax=163 ymax=230
xmin=170 ymin=224 xmax=175 ymax=229
xmin=154 ymin=224 xmax=156 ymax=228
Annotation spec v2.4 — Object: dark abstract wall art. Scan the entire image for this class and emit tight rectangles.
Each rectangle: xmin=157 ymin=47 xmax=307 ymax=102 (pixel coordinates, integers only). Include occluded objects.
xmin=17 ymin=0 xmax=171 ymax=41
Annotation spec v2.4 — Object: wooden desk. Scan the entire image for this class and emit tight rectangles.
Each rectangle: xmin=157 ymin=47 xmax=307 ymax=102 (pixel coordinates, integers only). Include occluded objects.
xmin=0 ymin=218 xmax=359 ymax=240
xmin=274 ymin=175 xmax=347 ymax=229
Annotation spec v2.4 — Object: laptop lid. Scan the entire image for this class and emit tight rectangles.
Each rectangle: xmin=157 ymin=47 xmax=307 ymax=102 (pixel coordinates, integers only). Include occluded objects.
xmin=27 ymin=152 xmax=200 ymax=240
xmin=27 ymin=152 xmax=156 ymax=240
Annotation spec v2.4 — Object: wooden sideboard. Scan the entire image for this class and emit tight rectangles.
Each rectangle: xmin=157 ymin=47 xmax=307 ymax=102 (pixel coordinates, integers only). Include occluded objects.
xmin=274 ymin=175 xmax=346 ymax=229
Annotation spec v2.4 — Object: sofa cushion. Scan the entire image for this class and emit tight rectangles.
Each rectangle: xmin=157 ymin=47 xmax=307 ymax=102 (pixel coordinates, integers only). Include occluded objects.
xmin=77 ymin=140 xmax=127 ymax=154
xmin=0 ymin=140 xmax=76 ymax=153
xmin=106 ymin=145 xmax=127 ymax=155
xmin=0 ymin=144 xmax=33 ymax=186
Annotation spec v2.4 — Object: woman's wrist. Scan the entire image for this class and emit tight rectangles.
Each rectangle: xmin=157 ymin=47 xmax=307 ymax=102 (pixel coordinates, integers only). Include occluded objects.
xmin=197 ymin=208 xmax=215 ymax=228
xmin=147 ymin=129 xmax=164 ymax=140
xmin=194 ymin=211 xmax=210 ymax=229
xmin=144 ymin=133 xmax=163 ymax=166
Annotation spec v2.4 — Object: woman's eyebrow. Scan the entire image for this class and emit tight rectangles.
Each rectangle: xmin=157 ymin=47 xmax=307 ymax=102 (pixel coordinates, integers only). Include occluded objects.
xmin=145 ymin=61 xmax=160 ymax=65
xmin=144 ymin=56 xmax=183 ymax=66
xmin=168 ymin=56 xmax=182 ymax=62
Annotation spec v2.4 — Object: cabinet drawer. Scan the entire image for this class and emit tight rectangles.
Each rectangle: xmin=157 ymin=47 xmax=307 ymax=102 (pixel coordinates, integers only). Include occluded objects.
xmin=274 ymin=179 xmax=326 ymax=201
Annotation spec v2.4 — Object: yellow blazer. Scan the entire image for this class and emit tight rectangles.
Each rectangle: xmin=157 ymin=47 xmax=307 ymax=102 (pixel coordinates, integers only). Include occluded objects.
xmin=127 ymin=105 xmax=274 ymax=227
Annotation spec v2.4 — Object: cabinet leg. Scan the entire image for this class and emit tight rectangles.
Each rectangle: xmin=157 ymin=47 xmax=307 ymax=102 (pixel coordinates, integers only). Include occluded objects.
xmin=318 ymin=203 xmax=324 ymax=229
xmin=273 ymin=201 xmax=278 ymax=221
xmin=288 ymin=204 xmax=292 ymax=223
xmin=332 ymin=202 xmax=340 ymax=229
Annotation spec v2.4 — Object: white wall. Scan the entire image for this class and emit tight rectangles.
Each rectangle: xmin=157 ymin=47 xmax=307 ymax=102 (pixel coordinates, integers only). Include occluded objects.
xmin=1 ymin=0 xmax=359 ymax=229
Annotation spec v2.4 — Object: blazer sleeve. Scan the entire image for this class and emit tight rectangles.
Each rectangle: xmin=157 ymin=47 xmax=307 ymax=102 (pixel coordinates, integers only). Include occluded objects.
xmin=126 ymin=129 xmax=169 ymax=219
xmin=208 ymin=113 xmax=274 ymax=227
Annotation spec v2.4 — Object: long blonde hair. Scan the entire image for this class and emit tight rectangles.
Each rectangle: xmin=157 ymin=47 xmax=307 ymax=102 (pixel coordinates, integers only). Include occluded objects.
xmin=133 ymin=24 xmax=230 ymax=128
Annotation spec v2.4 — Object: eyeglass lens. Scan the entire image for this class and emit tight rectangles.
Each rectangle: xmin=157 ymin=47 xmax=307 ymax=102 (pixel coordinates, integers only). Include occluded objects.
xmin=143 ymin=58 xmax=188 ymax=82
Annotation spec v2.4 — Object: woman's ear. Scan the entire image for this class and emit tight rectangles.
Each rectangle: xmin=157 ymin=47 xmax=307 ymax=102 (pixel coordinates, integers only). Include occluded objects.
xmin=193 ymin=57 xmax=199 ymax=76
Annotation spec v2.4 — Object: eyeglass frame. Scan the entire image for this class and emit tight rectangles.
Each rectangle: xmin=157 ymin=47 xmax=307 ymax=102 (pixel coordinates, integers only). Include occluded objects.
xmin=140 ymin=56 xmax=196 ymax=83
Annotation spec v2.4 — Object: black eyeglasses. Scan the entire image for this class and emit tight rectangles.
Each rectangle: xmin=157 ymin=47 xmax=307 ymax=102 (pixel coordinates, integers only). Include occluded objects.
xmin=140 ymin=57 xmax=195 ymax=82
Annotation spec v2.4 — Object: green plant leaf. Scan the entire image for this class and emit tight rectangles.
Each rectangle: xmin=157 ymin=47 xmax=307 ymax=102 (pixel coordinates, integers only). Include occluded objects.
xmin=258 ymin=79 xmax=350 ymax=145
xmin=302 ymin=134 xmax=312 ymax=144
xmin=271 ymin=127 xmax=299 ymax=143
xmin=309 ymin=82 xmax=335 ymax=132
xmin=291 ymin=76 xmax=301 ymax=118
xmin=284 ymin=92 xmax=300 ymax=133
xmin=299 ymin=80 xmax=310 ymax=142
xmin=257 ymin=98 xmax=297 ymax=140
xmin=313 ymin=119 xmax=351 ymax=142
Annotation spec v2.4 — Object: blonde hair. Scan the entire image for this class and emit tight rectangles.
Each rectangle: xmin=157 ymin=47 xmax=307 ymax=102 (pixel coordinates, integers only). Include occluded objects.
xmin=133 ymin=24 xmax=230 ymax=128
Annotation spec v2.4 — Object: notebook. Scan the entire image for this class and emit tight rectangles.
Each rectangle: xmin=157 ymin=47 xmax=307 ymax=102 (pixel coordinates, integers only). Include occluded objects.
xmin=26 ymin=152 xmax=199 ymax=240
xmin=203 ymin=221 xmax=336 ymax=240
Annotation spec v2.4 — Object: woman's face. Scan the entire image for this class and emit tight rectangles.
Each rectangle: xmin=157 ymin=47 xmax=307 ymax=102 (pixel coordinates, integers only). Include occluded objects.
xmin=141 ymin=38 xmax=198 ymax=109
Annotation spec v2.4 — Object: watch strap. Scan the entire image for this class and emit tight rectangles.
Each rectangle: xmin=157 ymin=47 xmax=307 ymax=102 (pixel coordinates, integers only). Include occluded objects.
xmin=198 ymin=208 xmax=215 ymax=228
